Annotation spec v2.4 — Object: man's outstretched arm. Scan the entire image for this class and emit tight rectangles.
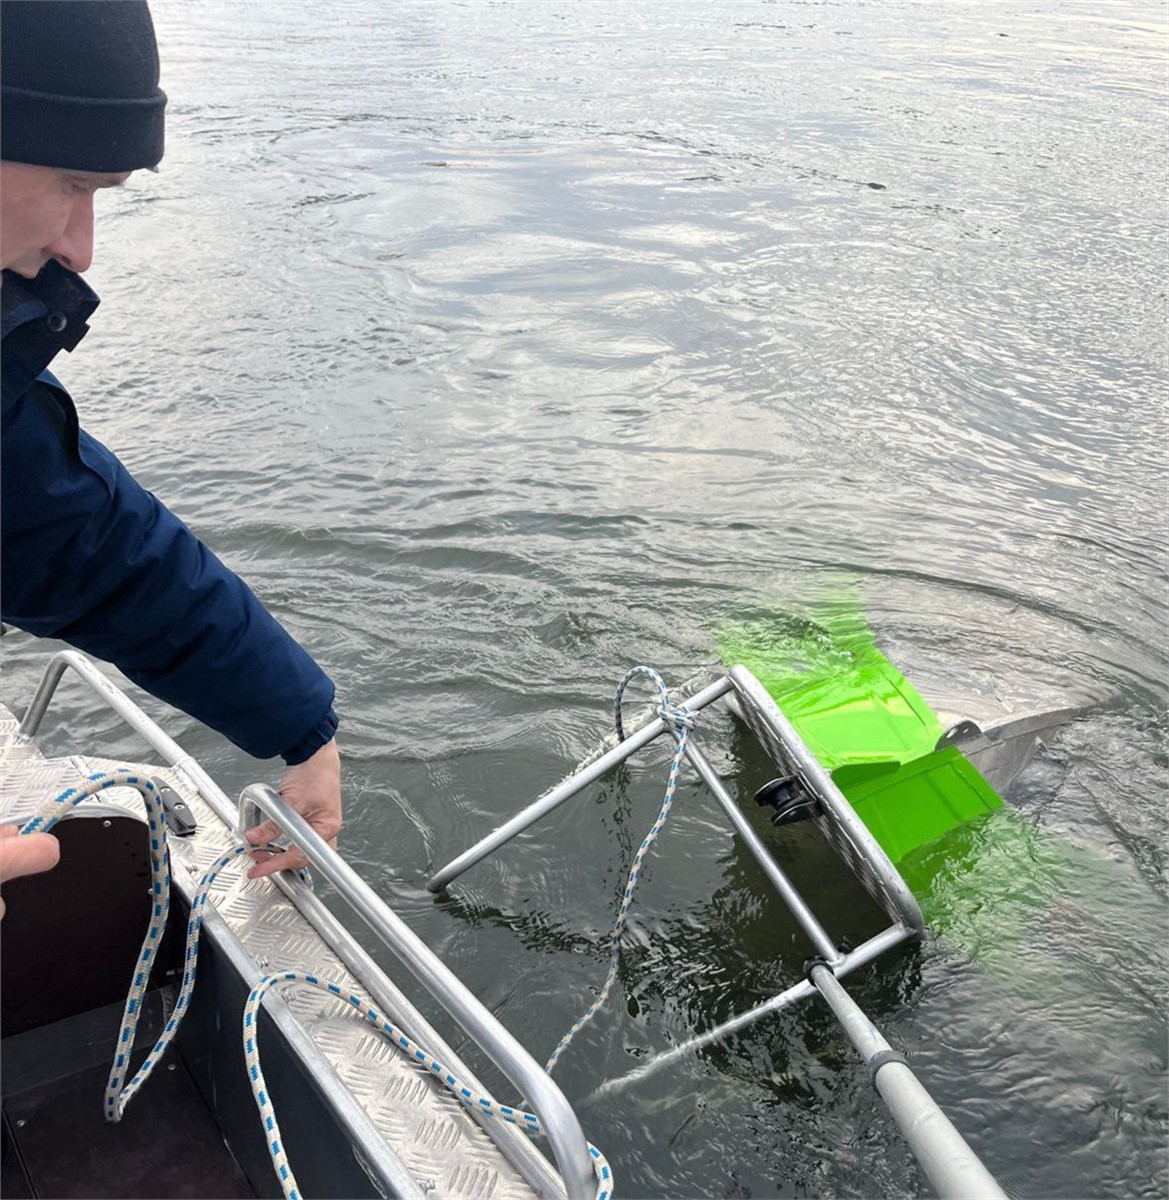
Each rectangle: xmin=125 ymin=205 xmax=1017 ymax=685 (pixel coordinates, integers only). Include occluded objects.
xmin=2 ymin=378 xmax=342 ymax=870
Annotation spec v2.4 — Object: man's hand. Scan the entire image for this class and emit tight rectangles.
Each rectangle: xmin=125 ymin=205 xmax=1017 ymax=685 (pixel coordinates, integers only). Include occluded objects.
xmin=244 ymin=739 xmax=341 ymax=879
xmin=0 ymin=824 xmax=60 ymax=919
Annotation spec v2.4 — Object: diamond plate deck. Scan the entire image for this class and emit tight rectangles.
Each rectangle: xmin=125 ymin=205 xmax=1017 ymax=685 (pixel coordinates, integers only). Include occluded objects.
xmin=0 ymin=705 xmax=545 ymax=1200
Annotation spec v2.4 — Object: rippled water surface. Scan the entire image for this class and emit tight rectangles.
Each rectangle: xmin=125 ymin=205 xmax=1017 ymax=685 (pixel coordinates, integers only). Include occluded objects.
xmin=5 ymin=2 xmax=1167 ymax=1196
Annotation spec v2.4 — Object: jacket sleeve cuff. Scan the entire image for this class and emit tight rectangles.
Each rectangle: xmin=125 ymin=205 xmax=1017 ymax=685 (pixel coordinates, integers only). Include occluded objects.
xmin=280 ymin=706 xmax=339 ymax=766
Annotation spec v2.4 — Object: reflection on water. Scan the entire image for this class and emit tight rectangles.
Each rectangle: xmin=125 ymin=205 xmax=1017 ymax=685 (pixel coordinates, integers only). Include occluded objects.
xmin=3 ymin=1 xmax=1165 ymax=1195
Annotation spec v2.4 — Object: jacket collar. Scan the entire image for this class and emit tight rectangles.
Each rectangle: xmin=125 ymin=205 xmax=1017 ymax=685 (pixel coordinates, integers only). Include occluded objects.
xmin=2 ymin=261 xmax=99 ymax=344
xmin=1 ymin=262 xmax=100 ymax=404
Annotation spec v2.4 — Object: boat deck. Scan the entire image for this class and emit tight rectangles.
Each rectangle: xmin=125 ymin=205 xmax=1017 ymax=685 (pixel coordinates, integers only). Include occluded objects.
xmin=0 ymin=704 xmax=548 ymax=1200
xmin=3 ymin=992 xmax=254 ymax=1198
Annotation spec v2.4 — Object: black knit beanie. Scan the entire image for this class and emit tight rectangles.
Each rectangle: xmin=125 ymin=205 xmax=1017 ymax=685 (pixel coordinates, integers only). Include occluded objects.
xmin=1 ymin=0 xmax=166 ymax=172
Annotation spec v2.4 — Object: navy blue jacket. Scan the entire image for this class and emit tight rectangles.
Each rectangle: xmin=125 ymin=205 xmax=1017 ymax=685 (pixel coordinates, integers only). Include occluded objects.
xmin=1 ymin=262 xmax=337 ymax=763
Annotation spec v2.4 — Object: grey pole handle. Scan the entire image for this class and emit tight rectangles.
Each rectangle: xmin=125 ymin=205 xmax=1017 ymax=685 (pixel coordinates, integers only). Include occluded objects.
xmin=810 ymin=965 xmax=1006 ymax=1199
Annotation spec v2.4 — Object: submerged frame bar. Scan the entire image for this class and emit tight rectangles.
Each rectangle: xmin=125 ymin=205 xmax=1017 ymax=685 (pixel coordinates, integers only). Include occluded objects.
xmin=427 ymin=663 xmax=921 ymax=1056
xmin=592 ymin=924 xmax=913 ymax=1097
xmin=427 ymin=673 xmax=735 ymax=893
xmin=678 ymin=734 xmax=844 ymax=966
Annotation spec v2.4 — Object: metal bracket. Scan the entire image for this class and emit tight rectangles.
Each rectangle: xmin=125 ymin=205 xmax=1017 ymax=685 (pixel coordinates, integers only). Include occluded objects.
xmin=152 ymin=776 xmax=198 ymax=837
xmin=754 ymin=775 xmax=820 ymax=826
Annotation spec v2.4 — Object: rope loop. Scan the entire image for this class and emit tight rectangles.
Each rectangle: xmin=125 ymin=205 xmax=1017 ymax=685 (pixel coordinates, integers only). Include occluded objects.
xmin=19 ymin=770 xmax=274 ymax=1124
xmin=20 ymin=768 xmax=174 ymax=1121
xmin=548 ymin=666 xmax=698 ymax=1075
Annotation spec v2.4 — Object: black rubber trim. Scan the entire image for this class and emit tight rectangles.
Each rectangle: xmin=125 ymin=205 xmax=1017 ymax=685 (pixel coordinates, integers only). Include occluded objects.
xmin=868 ymin=1048 xmax=909 ymax=1085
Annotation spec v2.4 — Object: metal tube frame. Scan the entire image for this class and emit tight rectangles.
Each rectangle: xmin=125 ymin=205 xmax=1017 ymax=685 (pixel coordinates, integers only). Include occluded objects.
xmin=427 ymin=673 xmax=736 ymax=894
xmin=591 ymin=923 xmax=913 ymax=1099
xmin=426 ymin=663 xmax=1002 ymax=1198
xmin=425 ymin=665 xmax=920 ymax=1042
xmin=18 ymin=649 xmax=593 ymax=1200
xmin=678 ymin=734 xmax=844 ymax=966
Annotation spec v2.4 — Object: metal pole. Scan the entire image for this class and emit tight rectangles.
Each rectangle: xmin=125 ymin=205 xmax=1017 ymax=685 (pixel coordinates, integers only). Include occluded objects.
xmin=16 ymin=651 xmax=70 ymax=738
xmin=427 ymin=674 xmax=735 ymax=893
xmin=679 ymin=736 xmax=843 ymax=967
xmin=592 ymin=924 xmax=912 ymax=1098
xmin=242 ymin=783 xmax=596 ymax=1200
xmin=809 ymin=965 xmax=1006 ymax=1200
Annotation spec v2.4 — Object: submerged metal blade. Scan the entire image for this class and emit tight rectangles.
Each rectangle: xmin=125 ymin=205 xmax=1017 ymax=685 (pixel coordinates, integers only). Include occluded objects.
xmin=936 ymin=706 xmax=1085 ymax=795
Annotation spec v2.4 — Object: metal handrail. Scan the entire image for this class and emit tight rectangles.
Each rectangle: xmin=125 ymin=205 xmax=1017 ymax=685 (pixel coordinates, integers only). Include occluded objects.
xmin=196 ymin=896 xmax=426 ymax=1199
xmin=267 ymin=871 xmax=567 ymax=1199
xmin=241 ymin=783 xmax=595 ymax=1200
xmin=18 ymin=649 xmax=595 ymax=1200
xmin=18 ymin=649 xmax=239 ymax=828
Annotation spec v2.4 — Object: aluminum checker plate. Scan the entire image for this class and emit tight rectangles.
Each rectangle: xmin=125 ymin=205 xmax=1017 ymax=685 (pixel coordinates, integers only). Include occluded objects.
xmin=0 ymin=705 xmax=545 ymax=1200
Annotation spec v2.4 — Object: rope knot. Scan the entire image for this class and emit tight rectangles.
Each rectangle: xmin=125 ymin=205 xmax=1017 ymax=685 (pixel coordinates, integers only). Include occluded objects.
xmin=658 ymin=700 xmax=695 ymax=735
xmin=613 ymin=664 xmax=699 ymax=743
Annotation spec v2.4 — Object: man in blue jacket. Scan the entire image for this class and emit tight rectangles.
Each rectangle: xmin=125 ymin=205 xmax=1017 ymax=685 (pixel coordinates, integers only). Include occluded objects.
xmin=0 ymin=0 xmax=341 ymax=900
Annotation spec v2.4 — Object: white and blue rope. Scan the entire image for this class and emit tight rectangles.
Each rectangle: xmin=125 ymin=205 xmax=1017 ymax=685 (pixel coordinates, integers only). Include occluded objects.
xmin=19 ymin=768 xmax=178 ymax=1121
xmin=545 ymin=666 xmax=696 ymax=1075
xmin=20 ymin=772 xmax=613 ymax=1200
xmin=244 ymin=971 xmax=613 ymax=1200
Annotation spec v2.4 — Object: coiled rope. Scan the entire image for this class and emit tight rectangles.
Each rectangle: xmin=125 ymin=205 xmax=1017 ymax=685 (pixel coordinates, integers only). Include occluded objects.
xmin=19 ymin=769 xmax=612 ymax=1200
xmin=20 ymin=770 xmax=179 ymax=1121
xmin=545 ymin=667 xmax=695 ymax=1075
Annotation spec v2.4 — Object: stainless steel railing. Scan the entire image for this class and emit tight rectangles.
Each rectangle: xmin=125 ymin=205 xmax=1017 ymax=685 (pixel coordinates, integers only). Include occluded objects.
xmin=239 ymin=782 xmax=595 ymax=1200
xmin=18 ymin=648 xmax=595 ymax=1200
xmin=19 ymin=649 xmax=238 ymax=828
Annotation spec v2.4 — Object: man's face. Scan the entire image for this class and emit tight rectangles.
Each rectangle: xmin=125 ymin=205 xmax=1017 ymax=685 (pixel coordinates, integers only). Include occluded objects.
xmin=0 ymin=161 xmax=131 ymax=279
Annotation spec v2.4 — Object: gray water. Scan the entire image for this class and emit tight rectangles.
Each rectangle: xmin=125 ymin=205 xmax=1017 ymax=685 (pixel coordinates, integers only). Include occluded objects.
xmin=4 ymin=1 xmax=1167 ymax=1196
